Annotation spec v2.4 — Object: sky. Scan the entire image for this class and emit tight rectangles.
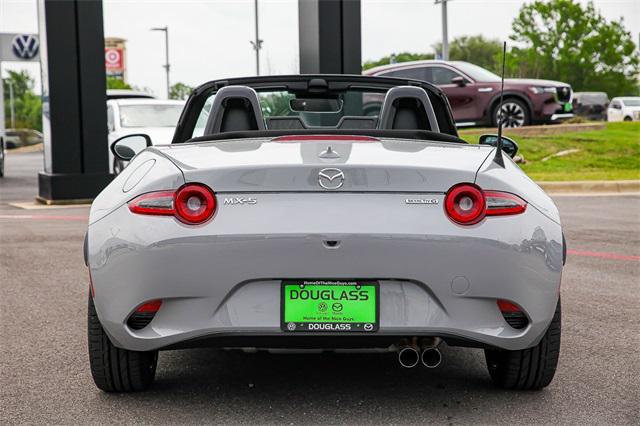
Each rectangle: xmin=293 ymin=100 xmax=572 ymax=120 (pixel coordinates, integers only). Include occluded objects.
xmin=1 ymin=0 xmax=639 ymax=98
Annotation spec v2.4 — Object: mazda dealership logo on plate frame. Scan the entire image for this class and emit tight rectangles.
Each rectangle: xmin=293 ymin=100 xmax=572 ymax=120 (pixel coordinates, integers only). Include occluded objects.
xmin=318 ymin=168 xmax=345 ymax=190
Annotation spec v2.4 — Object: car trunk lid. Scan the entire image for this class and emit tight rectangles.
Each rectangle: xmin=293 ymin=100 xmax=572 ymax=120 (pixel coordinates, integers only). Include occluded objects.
xmin=153 ymin=137 xmax=493 ymax=193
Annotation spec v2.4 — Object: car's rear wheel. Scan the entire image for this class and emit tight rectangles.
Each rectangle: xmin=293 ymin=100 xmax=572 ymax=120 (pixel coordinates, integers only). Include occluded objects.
xmin=493 ymin=99 xmax=530 ymax=128
xmin=88 ymin=295 xmax=158 ymax=392
xmin=484 ymin=298 xmax=561 ymax=390
xmin=623 ymin=116 xmax=632 ymax=121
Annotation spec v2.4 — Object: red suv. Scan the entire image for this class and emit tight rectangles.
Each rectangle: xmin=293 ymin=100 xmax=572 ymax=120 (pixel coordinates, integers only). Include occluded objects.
xmin=365 ymin=61 xmax=573 ymax=127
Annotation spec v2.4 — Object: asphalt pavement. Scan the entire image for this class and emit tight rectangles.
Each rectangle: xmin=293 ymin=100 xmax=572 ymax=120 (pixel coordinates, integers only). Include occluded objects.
xmin=1 ymin=151 xmax=639 ymax=424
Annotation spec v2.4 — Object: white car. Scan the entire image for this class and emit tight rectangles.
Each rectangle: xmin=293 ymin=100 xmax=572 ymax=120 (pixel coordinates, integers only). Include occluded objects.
xmin=607 ymin=97 xmax=640 ymax=122
xmin=107 ymin=99 xmax=185 ymax=174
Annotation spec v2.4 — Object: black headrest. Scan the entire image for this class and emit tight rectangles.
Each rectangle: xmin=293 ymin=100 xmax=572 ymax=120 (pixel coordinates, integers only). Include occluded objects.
xmin=377 ymin=86 xmax=440 ymax=132
xmin=204 ymin=86 xmax=266 ymax=134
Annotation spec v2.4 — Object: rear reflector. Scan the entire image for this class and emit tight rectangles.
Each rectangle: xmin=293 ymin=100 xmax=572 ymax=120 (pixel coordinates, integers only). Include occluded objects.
xmin=127 ymin=300 xmax=162 ymax=330
xmin=497 ymin=299 xmax=529 ymax=329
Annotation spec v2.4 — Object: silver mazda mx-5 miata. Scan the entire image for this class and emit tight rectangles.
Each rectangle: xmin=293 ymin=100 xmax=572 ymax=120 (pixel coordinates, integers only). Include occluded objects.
xmin=86 ymin=75 xmax=564 ymax=392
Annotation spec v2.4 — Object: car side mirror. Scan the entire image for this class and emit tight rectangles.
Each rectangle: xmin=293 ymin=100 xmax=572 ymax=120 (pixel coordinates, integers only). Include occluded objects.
xmin=111 ymin=134 xmax=152 ymax=161
xmin=479 ymin=134 xmax=519 ymax=158
xmin=451 ymin=76 xmax=466 ymax=87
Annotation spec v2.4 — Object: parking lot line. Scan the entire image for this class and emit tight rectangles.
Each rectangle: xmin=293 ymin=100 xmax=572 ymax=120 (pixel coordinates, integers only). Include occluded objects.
xmin=567 ymin=249 xmax=640 ymax=262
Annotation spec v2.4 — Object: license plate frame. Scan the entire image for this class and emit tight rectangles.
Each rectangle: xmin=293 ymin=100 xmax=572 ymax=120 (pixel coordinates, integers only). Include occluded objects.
xmin=280 ymin=280 xmax=379 ymax=333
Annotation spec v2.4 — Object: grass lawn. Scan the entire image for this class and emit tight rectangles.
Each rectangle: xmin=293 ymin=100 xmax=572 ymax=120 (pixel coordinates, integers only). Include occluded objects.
xmin=459 ymin=122 xmax=640 ymax=181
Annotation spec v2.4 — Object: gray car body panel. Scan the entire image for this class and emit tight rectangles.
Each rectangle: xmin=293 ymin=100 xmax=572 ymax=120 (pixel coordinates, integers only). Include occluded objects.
xmin=87 ymin=137 xmax=563 ymax=352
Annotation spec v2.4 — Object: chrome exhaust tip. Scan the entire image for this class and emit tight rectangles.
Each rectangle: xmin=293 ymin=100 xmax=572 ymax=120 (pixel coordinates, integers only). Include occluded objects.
xmin=398 ymin=346 xmax=420 ymax=368
xmin=420 ymin=347 xmax=442 ymax=369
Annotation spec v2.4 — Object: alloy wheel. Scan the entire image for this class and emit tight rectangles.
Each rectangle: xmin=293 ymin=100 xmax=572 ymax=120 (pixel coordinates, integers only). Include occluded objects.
xmin=496 ymin=102 xmax=526 ymax=128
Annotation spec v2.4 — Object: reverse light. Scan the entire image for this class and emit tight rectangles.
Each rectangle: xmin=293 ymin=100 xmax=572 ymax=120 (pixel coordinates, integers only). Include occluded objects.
xmin=444 ymin=184 xmax=527 ymax=225
xmin=128 ymin=183 xmax=217 ymax=224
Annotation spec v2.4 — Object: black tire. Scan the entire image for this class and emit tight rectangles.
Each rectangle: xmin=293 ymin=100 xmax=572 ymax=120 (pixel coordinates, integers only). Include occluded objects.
xmin=492 ymin=98 xmax=531 ymax=128
xmin=88 ymin=295 xmax=158 ymax=392
xmin=485 ymin=298 xmax=561 ymax=390
xmin=623 ymin=116 xmax=632 ymax=122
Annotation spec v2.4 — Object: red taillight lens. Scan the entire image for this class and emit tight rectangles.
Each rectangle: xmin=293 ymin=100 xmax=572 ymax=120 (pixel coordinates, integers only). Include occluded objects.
xmin=128 ymin=190 xmax=176 ymax=216
xmin=128 ymin=183 xmax=216 ymax=225
xmin=445 ymin=184 xmax=527 ymax=225
xmin=135 ymin=299 xmax=162 ymax=313
xmin=497 ymin=299 xmax=523 ymax=314
xmin=444 ymin=184 xmax=486 ymax=225
xmin=174 ymin=184 xmax=216 ymax=224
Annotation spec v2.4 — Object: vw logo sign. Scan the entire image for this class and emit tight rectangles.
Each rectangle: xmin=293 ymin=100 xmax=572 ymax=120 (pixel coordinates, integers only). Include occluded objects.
xmin=318 ymin=168 xmax=345 ymax=190
xmin=11 ymin=34 xmax=39 ymax=60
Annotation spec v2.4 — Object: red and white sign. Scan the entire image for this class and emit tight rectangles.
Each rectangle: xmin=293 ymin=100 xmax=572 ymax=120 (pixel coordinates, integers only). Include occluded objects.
xmin=104 ymin=48 xmax=123 ymax=70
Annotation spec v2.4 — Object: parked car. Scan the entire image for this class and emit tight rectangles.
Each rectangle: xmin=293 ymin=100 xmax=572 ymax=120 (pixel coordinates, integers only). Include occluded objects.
xmin=87 ymin=74 xmax=564 ymax=393
xmin=0 ymin=131 xmax=4 ymax=178
xmin=365 ymin=60 xmax=574 ymax=127
xmin=106 ymin=89 xmax=155 ymax=100
xmin=4 ymin=128 xmax=44 ymax=149
xmin=607 ymin=97 xmax=640 ymax=122
xmin=572 ymin=92 xmax=609 ymax=121
xmin=107 ymin=99 xmax=185 ymax=174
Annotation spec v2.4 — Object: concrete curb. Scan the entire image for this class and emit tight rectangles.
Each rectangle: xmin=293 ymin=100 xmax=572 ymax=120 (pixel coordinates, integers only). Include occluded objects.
xmin=538 ymin=180 xmax=640 ymax=194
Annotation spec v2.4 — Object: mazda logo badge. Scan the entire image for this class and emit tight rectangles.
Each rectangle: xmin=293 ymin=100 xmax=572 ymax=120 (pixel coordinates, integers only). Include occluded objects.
xmin=318 ymin=168 xmax=345 ymax=190
xmin=11 ymin=34 xmax=39 ymax=60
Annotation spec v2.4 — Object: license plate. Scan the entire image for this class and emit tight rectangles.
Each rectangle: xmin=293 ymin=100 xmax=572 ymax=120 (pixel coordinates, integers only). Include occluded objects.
xmin=281 ymin=280 xmax=379 ymax=333
xmin=564 ymin=102 xmax=573 ymax=112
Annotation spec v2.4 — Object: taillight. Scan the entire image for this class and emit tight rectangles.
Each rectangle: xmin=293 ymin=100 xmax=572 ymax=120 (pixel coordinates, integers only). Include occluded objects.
xmin=128 ymin=183 xmax=216 ymax=224
xmin=484 ymin=191 xmax=527 ymax=216
xmin=444 ymin=184 xmax=527 ymax=225
xmin=174 ymin=184 xmax=216 ymax=224
xmin=444 ymin=184 xmax=486 ymax=225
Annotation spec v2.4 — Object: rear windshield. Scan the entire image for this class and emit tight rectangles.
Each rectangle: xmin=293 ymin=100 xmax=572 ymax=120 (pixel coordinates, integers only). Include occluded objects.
xmin=192 ymin=89 xmax=385 ymax=138
xmin=119 ymin=104 xmax=183 ymax=128
xmin=576 ymin=93 xmax=608 ymax=104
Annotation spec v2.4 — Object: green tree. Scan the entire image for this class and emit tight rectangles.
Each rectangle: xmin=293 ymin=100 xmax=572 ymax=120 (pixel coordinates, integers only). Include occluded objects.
xmin=509 ymin=0 xmax=639 ymax=96
xmin=106 ymin=76 xmax=132 ymax=90
xmin=3 ymin=70 xmax=42 ymax=131
xmin=433 ymin=35 xmax=504 ymax=73
xmin=169 ymin=82 xmax=193 ymax=100
xmin=363 ymin=52 xmax=435 ymax=71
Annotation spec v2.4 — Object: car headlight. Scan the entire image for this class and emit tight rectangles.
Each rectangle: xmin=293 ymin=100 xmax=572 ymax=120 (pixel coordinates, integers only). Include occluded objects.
xmin=529 ymin=86 xmax=556 ymax=95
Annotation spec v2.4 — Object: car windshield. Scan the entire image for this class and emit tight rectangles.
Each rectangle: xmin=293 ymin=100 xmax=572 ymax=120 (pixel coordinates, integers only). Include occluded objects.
xmin=577 ymin=93 xmax=608 ymax=104
xmin=192 ymin=89 xmax=384 ymax=137
xmin=119 ymin=104 xmax=183 ymax=128
xmin=450 ymin=61 xmax=501 ymax=82
xmin=621 ymin=99 xmax=640 ymax=107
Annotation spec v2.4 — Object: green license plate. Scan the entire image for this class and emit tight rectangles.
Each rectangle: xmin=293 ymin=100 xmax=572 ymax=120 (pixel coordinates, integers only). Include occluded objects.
xmin=564 ymin=102 xmax=573 ymax=112
xmin=281 ymin=280 xmax=379 ymax=333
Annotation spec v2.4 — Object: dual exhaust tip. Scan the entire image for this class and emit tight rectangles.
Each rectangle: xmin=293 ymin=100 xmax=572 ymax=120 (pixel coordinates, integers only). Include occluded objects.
xmin=398 ymin=342 xmax=442 ymax=369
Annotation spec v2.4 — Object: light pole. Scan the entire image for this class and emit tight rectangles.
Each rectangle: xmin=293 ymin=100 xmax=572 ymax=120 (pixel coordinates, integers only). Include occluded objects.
xmin=435 ymin=0 xmax=449 ymax=60
xmin=151 ymin=26 xmax=170 ymax=98
xmin=249 ymin=0 xmax=263 ymax=75
xmin=7 ymin=79 xmax=15 ymax=128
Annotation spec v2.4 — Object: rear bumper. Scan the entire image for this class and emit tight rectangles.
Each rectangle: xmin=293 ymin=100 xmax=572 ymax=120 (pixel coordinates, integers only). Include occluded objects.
xmin=88 ymin=193 xmax=563 ymax=352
